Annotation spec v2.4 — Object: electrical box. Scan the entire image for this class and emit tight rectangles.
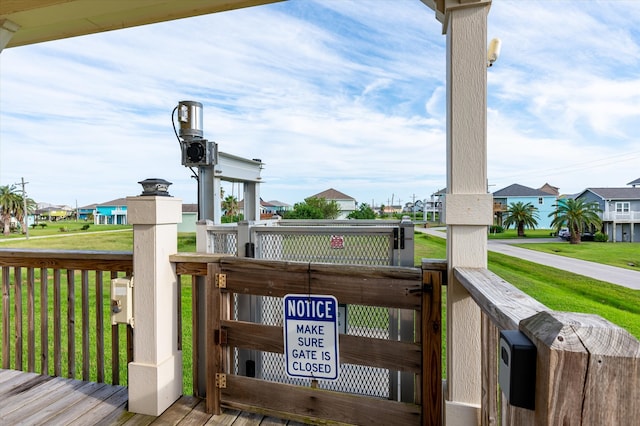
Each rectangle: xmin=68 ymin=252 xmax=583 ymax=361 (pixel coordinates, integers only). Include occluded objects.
xmin=111 ymin=276 xmax=134 ymax=327
xmin=498 ymin=330 xmax=536 ymax=410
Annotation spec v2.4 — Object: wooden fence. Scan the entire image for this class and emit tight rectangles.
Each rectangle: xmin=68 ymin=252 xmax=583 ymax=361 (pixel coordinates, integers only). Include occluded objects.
xmin=455 ymin=267 xmax=640 ymax=425
xmin=0 ymin=248 xmax=133 ymax=385
xmin=171 ymin=254 xmax=444 ymax=425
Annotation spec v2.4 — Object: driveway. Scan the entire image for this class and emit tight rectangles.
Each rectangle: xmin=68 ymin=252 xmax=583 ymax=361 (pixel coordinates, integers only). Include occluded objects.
xmin=416 ymin=227 xmax=640 ymax=291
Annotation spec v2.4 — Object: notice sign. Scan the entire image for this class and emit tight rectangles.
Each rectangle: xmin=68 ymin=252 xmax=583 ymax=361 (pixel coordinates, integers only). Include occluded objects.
xmin=283 ymin=294 xmax=339 ymax=380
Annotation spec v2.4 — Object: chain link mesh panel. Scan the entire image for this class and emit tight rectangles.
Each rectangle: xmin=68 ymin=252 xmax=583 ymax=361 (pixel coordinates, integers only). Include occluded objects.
xmin=209 ymin=231 xmax=238 ymax=255
xmin=207 ymin=221 xmax=413 ymax=400
xmin=255 ymin=232 xmax=392 ymax=265
xmin=249 ymin=225 xmax=400 ymax=399
xmin=258 ymin=297 xmax=392 ymax=397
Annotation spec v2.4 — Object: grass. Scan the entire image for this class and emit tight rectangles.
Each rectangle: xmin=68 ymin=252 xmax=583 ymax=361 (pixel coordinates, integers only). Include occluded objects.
xmin=488 ymin=253 xmax=640 ymax=337
xmin=512 ymin=241 xmax=640 ymax=271
xmin=488 ymin=228 xmax=558 ymax=239
xmin=1 ymin=221 xmax=131 ymax=239
xmin=414 ymin=231 xmax=640 ymax=339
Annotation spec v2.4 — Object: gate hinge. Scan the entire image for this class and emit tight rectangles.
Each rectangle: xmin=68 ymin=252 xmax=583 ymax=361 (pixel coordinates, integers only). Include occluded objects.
xmin=216 ymin=373 xmax=227 ymax=388
xmin=215 ymin=273 xmax=227 ymax=288
xmin=214 ymin=329 xmax=227 ymax=345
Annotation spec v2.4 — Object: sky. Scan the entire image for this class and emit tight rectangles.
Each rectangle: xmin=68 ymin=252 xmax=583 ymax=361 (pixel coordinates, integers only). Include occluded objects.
xmin=1 ymin=0 xmax=639 ymax=209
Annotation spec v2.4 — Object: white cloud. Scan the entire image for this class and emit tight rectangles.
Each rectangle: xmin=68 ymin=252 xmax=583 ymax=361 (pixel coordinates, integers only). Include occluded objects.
xmin=1 ymin=0 xmax=639 ymax=208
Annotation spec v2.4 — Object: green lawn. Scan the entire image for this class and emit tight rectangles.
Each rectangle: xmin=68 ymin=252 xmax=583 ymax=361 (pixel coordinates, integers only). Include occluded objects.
xmin=513 ymin=241 xmax=640 ymax=271
xmin=488 ymin=228 xmax=558 ymax=239
xmin=0 ymin=221 xmax=131 ymax=239
xmin=414 ymin=231 xmax=640 ymax=339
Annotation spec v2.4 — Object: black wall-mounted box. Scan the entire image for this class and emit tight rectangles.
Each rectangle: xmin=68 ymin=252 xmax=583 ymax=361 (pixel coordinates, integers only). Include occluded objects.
xmin=498 ymin=330 xmax=536 ymax=410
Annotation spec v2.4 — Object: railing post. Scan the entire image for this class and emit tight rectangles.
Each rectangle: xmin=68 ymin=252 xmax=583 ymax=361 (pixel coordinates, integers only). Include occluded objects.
xmin=127 ymin=194 xmax=183 ymax=416
xmin=422 ymin=259 xmax=445 ymax=425
xmin=398 ymin=217 xmax=415 ymax=267
xmin=519 ymin=311 xmax=640 ymax=425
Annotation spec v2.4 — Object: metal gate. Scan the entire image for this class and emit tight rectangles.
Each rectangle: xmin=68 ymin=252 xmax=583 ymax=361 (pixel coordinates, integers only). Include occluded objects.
xmin=196 ymin=218 xmax=416 ymax=401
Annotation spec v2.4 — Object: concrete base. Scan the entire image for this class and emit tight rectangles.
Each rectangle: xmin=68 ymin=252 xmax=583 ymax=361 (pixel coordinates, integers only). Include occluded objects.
xmin=128 ymin=352 xmax=183 ymax=416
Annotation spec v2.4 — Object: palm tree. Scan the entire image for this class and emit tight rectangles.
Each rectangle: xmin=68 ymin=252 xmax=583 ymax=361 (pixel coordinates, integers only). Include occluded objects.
xmin=549 ymin=198 xmax=602 ymax=244
xmin=503 ymin=201 xmax=539 ymax=237
xmin=222 ymin=195 xmax=238 ymax=217
xmin=0 ymin=185 xmax=22 ymax=235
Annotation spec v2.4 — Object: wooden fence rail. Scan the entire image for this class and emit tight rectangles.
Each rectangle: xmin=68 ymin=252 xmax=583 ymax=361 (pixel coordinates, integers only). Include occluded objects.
xmin=0 ymin=248 xmax=133 ymax=385
xmin=454 ymin=267 xmax=640 ymax=425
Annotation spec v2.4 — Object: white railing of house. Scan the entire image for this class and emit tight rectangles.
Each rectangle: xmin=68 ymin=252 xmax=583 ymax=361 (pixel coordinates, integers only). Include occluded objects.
xmin=602 ymin=211 xmax=640 ymax=221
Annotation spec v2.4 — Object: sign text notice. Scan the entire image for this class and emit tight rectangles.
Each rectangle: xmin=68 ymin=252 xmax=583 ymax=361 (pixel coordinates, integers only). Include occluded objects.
xmin=283 ymin=294 xmax=339 ymax=380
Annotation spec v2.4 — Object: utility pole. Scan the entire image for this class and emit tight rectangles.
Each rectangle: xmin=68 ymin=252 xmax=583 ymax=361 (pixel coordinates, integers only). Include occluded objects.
xmin=411 ymin=193 xmax=416 ymax=219
xmin=15 ymin=177 xmax=29 ymax=239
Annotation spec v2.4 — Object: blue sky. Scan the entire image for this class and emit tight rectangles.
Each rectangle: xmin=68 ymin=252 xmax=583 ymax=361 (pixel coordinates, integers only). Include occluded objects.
xmin=1 ymin=0 xmax=639 ymax=209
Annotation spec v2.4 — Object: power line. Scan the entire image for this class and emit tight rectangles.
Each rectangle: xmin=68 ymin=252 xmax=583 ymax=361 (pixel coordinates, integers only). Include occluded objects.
xmin=493 ymin=150 xmax=640 ymax=182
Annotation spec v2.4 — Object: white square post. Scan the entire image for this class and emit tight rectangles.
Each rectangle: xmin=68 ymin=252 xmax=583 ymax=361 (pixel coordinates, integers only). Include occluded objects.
xmin=443 ymin=1 xmax=492 ymax=424
xmin=127 ymin=195 xmax=183 ymax=416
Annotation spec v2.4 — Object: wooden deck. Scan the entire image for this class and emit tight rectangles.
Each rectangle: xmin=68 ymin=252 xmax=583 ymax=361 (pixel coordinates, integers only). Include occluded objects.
xmin=0 ymin=369 xmax=305 ymax=425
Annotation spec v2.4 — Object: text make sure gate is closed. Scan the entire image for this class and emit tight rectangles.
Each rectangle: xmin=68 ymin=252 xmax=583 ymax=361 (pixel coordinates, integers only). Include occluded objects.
xmin=283 ymin=294 xmax=340 ymax=380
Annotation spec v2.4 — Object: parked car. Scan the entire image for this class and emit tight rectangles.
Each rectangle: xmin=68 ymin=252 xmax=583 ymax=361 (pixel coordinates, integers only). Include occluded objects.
xmin=580 ymin=232 xmax=595 ymax=241
xmin=558 ymin=228 xmax=570 ymax=240
xmin=558 ymin=228 xmax=595 ymax=241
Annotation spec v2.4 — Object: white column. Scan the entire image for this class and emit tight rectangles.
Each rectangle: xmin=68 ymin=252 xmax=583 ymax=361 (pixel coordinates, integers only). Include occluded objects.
xmin=444 ymin=2 xmax=492 ymax=424
xmin=127 ymin=195 xmax=183 ymax=416
xmin=244 ymin=182 xmax=261 ymax=221
xmin=0 ymin=19 xmax=20 ymax=53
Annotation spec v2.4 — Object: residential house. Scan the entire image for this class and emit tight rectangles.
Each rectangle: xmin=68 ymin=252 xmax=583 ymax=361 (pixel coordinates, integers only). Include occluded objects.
xmin=95 ymin=198 xmax=128 ymax=225
xmin=538 ymin=182 xmax=559 ymax=196
xmin=262 ymin=200 xmax=292 ymax=217
xmin=77 ymin=204 xmax=97 ymax=221
xmin=35 ymin=203 xmax=73 ymax=221
xmin=178 ymin=203 xmax=198 ymax=233
xmin=310 ymin=188 xmax=357 ymax=219
xmin=576 ymin=180 xmax=640 ymax=242
xmin=380 ymin=205 xmax=402 ymax=216
xmin=492 ymin=183 xmax=557 ymax=229
xmin=402 ymin=200 xmax=424 ymax=213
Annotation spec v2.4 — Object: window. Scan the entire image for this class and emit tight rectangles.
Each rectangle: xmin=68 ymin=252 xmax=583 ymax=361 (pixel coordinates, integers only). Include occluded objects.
xmin=615 ymin=202 xmax=630 ymax=213
xmin=538 ymin=197 xmax=543 ymax=205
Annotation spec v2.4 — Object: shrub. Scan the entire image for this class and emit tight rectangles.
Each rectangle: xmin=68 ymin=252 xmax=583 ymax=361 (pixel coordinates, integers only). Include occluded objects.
xmin=59 ymin=226 xmax=69 ymax=232
xmin=81 ymin=224 xmax=90 ymax=231
xmin=594 ymin=232 xmax=608 ymax=242
xmin=489 ymin=225 xmax=504 ymax=234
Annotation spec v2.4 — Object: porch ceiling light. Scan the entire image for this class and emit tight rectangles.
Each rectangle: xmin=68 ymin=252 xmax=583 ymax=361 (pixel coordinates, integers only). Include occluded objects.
xmin=138 ymin=178 xmax=172 ymax=196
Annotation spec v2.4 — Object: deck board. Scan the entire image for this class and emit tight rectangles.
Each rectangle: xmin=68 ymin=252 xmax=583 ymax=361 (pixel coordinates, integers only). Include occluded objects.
xmin=0 ymin=369 xmax=306 ymax=425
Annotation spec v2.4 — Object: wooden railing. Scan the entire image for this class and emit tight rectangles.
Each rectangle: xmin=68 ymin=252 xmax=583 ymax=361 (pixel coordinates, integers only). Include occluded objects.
xmin=0 ymin=248 xmax=133 ymax=385
xmin=455 ymin=267 xmax=640 ymax=425
xmin=171 ymin=253 xmax=444 ymax=425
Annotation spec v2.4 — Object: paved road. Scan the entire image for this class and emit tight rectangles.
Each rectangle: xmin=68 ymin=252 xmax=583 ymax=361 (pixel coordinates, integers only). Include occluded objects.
xmin=416 ymin=227 xmax=640 ymax=291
